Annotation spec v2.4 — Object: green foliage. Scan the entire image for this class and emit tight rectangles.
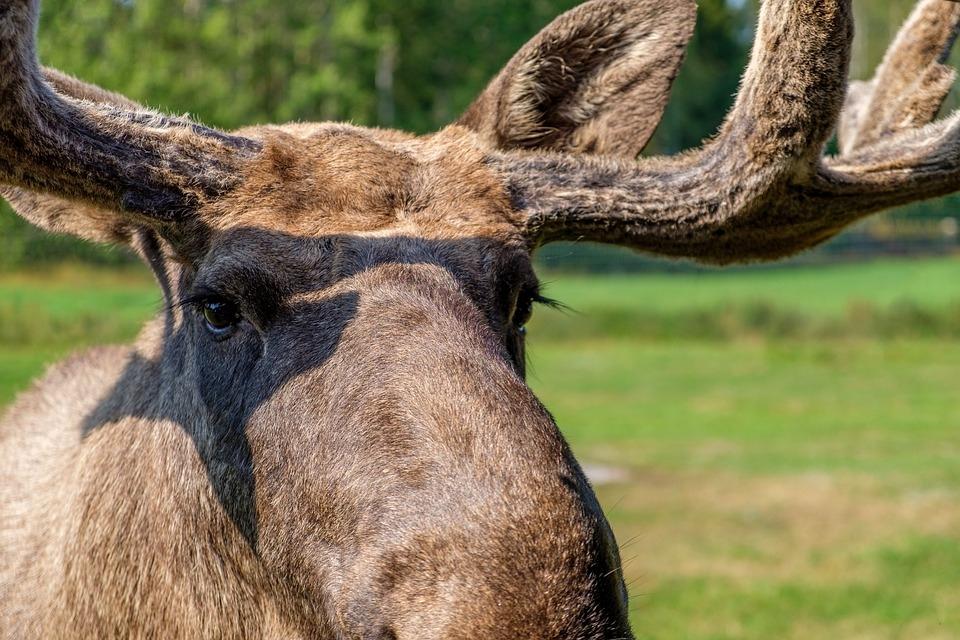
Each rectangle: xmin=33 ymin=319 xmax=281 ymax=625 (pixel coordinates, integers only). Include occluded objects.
xmin=31 ymin=0 xmax=584 ymax=133
xmin=367 ymin=0 xmax=581 ymax=132
xmin=37 ymin=0 xmax=387 ymax=129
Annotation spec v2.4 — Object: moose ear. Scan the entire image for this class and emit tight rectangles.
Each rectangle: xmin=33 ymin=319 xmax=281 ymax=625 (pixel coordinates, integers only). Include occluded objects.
xmin=457 ymin=0 xmax=697 ymax=157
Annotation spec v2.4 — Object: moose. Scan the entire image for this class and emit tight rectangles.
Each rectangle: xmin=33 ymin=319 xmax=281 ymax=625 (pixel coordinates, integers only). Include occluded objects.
xmin=2 ymin=0 xmax=960 ymax=637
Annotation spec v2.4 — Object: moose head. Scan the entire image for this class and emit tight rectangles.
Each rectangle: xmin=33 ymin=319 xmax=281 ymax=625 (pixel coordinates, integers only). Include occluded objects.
xmin=2 ymin=0 xmax=960 ymax=638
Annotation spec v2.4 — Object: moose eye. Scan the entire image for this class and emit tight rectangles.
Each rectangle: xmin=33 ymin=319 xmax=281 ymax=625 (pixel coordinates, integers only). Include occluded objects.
xmin=201 ymin=299 xmax=241 ymax=337
xmin=513 ymin=289 xmax=536 ymax=330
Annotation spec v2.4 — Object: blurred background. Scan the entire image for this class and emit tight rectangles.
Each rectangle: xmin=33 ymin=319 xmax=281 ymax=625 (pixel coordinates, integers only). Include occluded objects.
xmin=1 ymin=1 xmax=958 ymax=638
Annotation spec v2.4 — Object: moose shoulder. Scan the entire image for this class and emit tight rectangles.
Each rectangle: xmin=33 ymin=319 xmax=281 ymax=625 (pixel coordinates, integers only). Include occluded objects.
xmin=3 ymin=0 xmax=960 ymax=638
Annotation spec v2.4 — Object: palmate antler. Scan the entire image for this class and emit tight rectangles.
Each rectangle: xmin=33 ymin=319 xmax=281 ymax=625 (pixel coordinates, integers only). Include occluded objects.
xmin=497 ymin=0 xmax=960 ymax=264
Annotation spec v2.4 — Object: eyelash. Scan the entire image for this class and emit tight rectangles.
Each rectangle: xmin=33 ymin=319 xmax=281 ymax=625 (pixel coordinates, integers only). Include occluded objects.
xmin=532 ymin=293 xmax=562 ymax=310
xmin=513 ymin=288 xmax=562 ymax=332
xmin=173 ymin=289 xmax=226 ymax=311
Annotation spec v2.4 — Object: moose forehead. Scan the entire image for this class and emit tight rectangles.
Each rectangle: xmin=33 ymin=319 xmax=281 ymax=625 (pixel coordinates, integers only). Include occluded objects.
xmin=191 ymin=123 xmax=532 ymax=312
xmin=210 ymin=123 xmax=522 ymax=240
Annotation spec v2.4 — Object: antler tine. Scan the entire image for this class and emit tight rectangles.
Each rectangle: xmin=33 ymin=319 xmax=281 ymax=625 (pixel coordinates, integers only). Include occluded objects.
xmin=0 ymin=0 xmax=259 ymax=220
xmin=815 ymin=0 xmax=960 ymax=225
xmin=839 ymin=0 xmax=960 ymax=155
xmin=501 ymin=0 xmax=960 ymax=264
xmin=817 ymin=112 xmax=960 ymax=211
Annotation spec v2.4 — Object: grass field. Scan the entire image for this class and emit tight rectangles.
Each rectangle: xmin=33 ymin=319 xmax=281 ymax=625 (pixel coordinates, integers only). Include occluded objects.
xmin=1 ymin=258 xmax=958 ymax=638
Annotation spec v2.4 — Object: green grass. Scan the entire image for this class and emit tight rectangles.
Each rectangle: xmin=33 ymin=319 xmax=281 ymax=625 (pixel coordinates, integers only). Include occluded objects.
xmin=0 ymin=266 xmax=159 ymax=340
xmin=0 ymin=265 xmax=157 ymax=404
xmin=528 ymin=339 xmax=960 ymax=638
xmin=1 ymin=258 xmax=958 ymax=638
xmin=529 ymin=340 xmax=960 ymax=482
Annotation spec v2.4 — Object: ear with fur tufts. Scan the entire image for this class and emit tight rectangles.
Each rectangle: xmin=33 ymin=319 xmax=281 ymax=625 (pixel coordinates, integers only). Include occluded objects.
xmin=457 ymin=0 xmax=697 ymax=158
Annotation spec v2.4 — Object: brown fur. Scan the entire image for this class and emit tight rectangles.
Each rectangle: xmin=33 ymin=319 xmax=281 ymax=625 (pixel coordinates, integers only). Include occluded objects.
xmin=1 ymin=1 xmax=959 ymax=638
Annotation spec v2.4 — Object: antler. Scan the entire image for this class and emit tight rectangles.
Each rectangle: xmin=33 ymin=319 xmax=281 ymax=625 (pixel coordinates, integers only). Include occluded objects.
xmin=500 ymin=0 xmax=960 ymax=264
xmin=0 ymin=0 xmax=259 ymax=220
xmin=839 ymin=0 xmax=960 ymax=154
xmin=0 ymin=69 xmax=148 ymax=243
